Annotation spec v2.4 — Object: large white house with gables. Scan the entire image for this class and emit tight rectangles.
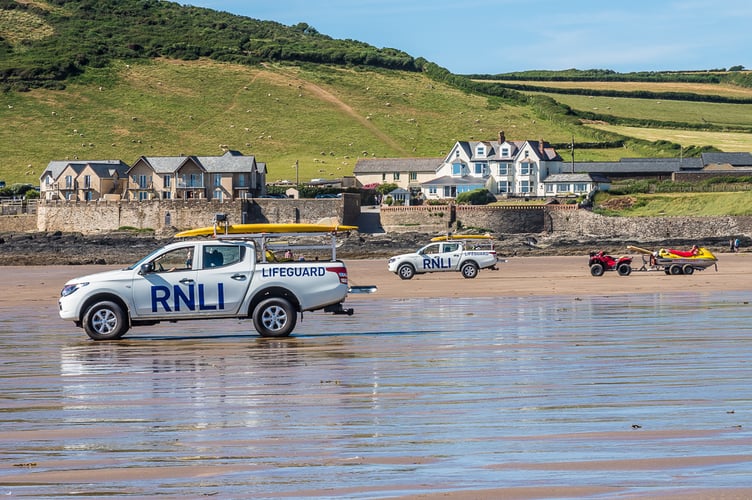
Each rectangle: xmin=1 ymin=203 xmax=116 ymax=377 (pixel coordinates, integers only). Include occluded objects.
xmin=422 ymin=131 xmax=565 ymax=199
xmin=353 ymin=131 xmax=608 ymax=200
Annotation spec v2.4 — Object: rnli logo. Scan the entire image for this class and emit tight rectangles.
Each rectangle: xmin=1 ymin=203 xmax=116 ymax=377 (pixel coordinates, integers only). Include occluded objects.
xmin=151 ymin=283 xmax=225 ymax=312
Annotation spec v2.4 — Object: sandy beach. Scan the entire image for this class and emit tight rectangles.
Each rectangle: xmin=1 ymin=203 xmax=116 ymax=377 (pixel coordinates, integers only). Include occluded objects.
xmin=5 ymin=252 xmax=748 ymax=305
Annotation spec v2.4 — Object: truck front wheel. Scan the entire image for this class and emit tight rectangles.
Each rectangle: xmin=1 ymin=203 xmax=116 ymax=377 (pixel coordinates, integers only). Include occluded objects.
xmin=397 ymin=263 xmax=415 ymax=280
xmin=253 ymin=297 xmax=297 ymax=337
xmin=83 ymin=300 xmax=129 ymax=340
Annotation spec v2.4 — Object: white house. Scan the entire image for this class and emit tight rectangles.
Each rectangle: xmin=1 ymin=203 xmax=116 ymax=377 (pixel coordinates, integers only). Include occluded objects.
xmin=421 ymin=131 xmax=563 ymax=200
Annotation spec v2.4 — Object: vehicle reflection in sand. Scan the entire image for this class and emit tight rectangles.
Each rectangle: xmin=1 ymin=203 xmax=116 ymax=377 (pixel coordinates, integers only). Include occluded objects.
xmin=2 ymin=293 xmax=752 ymax=498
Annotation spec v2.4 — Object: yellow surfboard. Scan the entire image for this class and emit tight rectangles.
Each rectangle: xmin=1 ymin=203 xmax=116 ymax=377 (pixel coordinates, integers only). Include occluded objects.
xmin=430 ymin=234 xmax=493 ymax=242
xmin=175 ymin=223 xmax=358 ymax=238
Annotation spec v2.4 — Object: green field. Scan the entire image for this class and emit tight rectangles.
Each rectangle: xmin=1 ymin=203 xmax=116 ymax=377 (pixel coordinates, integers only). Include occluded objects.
xmin=0 ymin=59 xmax=612 ymax=185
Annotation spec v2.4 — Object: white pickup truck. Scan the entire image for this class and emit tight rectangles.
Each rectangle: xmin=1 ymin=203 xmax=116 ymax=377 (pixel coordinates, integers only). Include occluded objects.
xmin=387 ymin=235 xmax=500 ymax=279
xmin=59 ymin=237 xmax=353 ymax=340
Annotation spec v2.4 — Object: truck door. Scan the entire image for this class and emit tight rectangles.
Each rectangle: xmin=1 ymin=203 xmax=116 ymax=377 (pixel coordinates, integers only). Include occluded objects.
xmin=193 ymin=243 xmax=251 ymax=315
xmin=419 ymin=242 xmax=460 ymax=272
xmin=441 ymin=242 xmax=463 ymax=270
xmin=132 ymin=244 xmax=200 ymax=319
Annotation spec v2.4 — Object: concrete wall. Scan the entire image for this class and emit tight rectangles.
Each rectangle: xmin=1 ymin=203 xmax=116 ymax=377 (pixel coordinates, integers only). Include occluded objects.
xmin=0 ymin=214 xmax=36 ymax=232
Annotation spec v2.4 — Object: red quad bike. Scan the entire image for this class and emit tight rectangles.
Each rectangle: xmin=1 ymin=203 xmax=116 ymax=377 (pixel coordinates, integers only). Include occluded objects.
xmin=589 ymin=251 xmax=633 ymax=277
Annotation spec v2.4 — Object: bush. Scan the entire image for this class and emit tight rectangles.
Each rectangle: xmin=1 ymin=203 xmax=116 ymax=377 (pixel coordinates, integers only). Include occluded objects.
xmin=456 ymin=188 xmax=494 ymax=205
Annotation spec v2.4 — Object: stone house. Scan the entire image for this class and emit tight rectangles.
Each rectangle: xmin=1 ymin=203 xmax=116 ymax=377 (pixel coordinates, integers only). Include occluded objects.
xmin=126 ymin=150 xmax=266 ymax=201
xmin=39 ymin=160 xmax=130 ymax=201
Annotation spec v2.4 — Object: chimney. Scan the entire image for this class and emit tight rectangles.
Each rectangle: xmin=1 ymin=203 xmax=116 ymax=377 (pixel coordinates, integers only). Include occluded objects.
xmin=539 ymin=138 xmax=545 ymax=156
xmin=499 ymin=130 xmax=505 ymax=144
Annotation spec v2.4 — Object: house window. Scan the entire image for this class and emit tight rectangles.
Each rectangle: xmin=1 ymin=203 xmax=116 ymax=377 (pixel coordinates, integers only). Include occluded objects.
xmin=84 ymin=191 xmax=93 ymax=201
xmin=498 ymin=163 xmax=509 ymax=176
xmin=520 ymin=180 xmax=530 ymax=193
xmin=237 ymin=174 xmax=246 ymax=187
xmin=65 ymin=175 xmax=73 ymax=189
xmin=452 ymin=163 xmax=463 ymax=176
xmin=138 ymin=191 xmax=149 ymax=201
xmin=45 ymin=176 xmax=52 ymax=186
xmin=497 ymin=181 xmax=510 ymax=193
xmin=474 ymin=163 xmax=485 ymax=175
xmin=520 ymin=163 xmax=531 ymax=175
xmin=545 ymin=184 xmax=554 ymax=193
xmin=163 ymin=191 xmax=172 ymax=199
xmin=501 ymin=147 xmax=509 ymax=157
xmin=381 ymin=173 xmax=387 ymax=182
xmin=214 ymin=174 xmax=222 ymax=187
xmin=83 ymin=175 xmax=91 ymax=189
xmin=164 ymin=175 xmax=171 ymax=188
xmin=574 ymin=183 xmax=588 ymax=192
xmin=476 ymin=145 xmax=485 ymax=156
xmin=409 ymin=172 xmax=417 ymax=181
xmin=428 ymin=187 xmax=437 ymax=195
xmin=524 ymin=150 xmax=529 ymax=158
xmin=557 ymin=183 xmax=571 ymax=192
xmin=393 ymin=172 xmax=400 ymax=181
xmin=138 ymin=175 xmax=148 ymax=189
xmin=455 ymin=150 xmax=460 ymax=158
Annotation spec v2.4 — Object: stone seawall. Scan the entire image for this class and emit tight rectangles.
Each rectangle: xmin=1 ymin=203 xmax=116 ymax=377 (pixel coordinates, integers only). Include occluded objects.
xmin=547 ymin=209 xmax=752 ymax=242
xmin=34 ymin=194 xmax=360 ymax=234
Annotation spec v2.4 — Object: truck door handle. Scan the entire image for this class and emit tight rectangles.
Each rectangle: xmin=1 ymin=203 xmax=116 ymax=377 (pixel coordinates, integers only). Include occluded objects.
xmin=231 ymin=274 xmax=247 ymax=281
xmin=179 ymin=278 xmax=194 ymax=285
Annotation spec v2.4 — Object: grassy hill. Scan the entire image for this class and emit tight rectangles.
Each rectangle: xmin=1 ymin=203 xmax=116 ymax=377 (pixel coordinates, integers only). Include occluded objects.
xmin=1 ymin=0 xmax=752 ymax=189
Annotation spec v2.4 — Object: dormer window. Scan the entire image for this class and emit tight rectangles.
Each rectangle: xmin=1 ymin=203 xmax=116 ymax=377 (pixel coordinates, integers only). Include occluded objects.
xmin=476 ymin=145 xmax=485 ymax=157
xmin=501 ymin=147 xmax=509 ymax=157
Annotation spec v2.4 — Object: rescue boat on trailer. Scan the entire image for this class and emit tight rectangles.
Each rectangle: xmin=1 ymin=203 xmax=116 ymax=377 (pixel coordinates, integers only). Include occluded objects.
xmin=627 ymin=245 xmax=718 ymax=275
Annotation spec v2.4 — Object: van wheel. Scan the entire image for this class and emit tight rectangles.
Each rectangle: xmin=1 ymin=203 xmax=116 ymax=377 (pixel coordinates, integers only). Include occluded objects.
xmin=83 ymin=301 xmax=129 ymax=340
xmin=253 ymin=297 xmax=297 ymax=337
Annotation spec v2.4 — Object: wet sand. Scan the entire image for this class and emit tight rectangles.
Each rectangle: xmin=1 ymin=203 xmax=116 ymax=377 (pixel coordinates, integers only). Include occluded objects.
xmin=2 ymin=254 xmax=752 ymax=498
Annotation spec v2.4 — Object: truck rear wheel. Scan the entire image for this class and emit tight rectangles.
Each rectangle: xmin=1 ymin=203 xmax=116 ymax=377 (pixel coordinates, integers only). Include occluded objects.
xmin=253 ymin=297 xmax=297 ymax=337
xmin=83 ymin=300 xmax=129 ymax=340
xmin=461 ymin=262 xmax=479 ymax=279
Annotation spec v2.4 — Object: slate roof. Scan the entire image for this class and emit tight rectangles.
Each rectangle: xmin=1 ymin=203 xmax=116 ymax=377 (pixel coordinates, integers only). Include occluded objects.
xmin=41 ymin=159 xmax=128 ymax=180
xmin=570 ymin=157 xmax=703 ymax=174
xmin=420 ymin=175 xmax=487 ymax=186
xmin=701 ymin=152 xmax=752 ymax=166
xmin=353 ymin=157 xmax=442 ymax=174
xmin=134 ymin=151 xmax=259 ymax=174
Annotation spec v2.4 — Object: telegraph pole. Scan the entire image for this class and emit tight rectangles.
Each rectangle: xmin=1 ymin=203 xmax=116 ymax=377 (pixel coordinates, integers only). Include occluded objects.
xmin=295 ymin=160 xmax=299 ymax=185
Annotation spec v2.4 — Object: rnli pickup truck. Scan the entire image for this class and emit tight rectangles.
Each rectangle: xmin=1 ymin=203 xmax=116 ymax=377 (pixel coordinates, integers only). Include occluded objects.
xmin=59 ymin=233 xmax=354 ymax=340
xmin=387 ymin=235 xmax=500 ymax=280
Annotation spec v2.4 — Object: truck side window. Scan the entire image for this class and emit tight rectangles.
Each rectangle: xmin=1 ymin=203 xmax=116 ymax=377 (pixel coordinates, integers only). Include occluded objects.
xmin=202 ymin=245 xmax=243 ymax=269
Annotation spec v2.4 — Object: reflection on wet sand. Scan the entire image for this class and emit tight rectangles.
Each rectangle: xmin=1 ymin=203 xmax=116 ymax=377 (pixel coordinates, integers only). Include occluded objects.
xmin=2 ymin=292 xmax=752 ymax=498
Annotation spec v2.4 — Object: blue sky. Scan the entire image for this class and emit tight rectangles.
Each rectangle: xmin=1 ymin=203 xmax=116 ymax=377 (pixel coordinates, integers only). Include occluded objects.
xmin=184 ymin=1 xmax=750 ymax=74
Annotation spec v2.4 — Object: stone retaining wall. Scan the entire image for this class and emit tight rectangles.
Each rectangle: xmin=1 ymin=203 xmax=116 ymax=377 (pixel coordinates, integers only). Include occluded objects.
xmin=33 ymin=194 xmax=360 ymax=234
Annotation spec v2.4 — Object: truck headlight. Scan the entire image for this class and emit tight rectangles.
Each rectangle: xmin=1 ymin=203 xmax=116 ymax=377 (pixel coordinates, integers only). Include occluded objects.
xmin=61 ymin=282 xmax=88 ymax=297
